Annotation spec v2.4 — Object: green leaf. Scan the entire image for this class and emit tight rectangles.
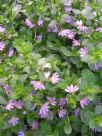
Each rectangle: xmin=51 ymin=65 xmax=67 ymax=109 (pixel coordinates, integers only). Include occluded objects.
xmin=95 ymin=105 xmax=102 ymax=115
xmin=64 ymin=124 xmax=72 ymax=134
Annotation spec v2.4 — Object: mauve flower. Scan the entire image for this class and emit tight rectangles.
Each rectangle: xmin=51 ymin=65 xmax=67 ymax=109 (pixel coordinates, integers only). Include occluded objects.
xmin=92 ymin=128 xmax=101 ymax=133
xmin=39 ymin=102 xmax=49 ymax=118
xmin=59 ymin=98 xmax=67 ymax=107
xmin=32 ymin=121 xmax=39 ymax=130
xmin=15 ymin=100 xmax=24 ymax=109
xmin=25 ymin=19 xmax=34 ymax=28
xmin=0 ymin=41 xmax=5 ymax=51
xmin=94 ymin=63 xmax=100 ymax=71
xmin=3 ymin=84 xmax=12 ymax=94
xmin=65 ymin=85 xmax=79 ymax=94
xmin=66 ymin=16 xmax=73 ymax=24
xmin=58 ymin=109 xmax=66 ymax=118
xmin=51 ymin=72 xmax=60 ymax=84
xmin=47 ymin=97 xmax=57 ymax=106
xmin=96 ymin=27 xmax=102 ymax=32
xmin=44 ymin=71 xmax=51 ymax=79
xmin=79 ymin=47 xmax=88 ymax=57
xmin=7 ymin=48 xmax=14 ymax=57
xmin=31 ymin=81 xmax=45 ymax=90
xmin=0 ymin=26 xmax=5 ymax=32
xmin=72 ymin=39 xmax=80 ymax=46
xmin=58 ymin=29 xmax=75 ymax=39
xmin=18 ymin=130 xmax=25 ymax=136
xmin=36 ymin=35 xmax=42 ymax=42
xmin=8 ymin=117 xmax=19 ymax=126
xmin=6 ymin=100 xmax=16 ymax=110
xmin=48 ymin=25 xmax=58 ymax=32
xmin=64 ymin=6 xmax=72 ymax=13
xmin=78 ymin=25 xmax=88 ymax=33
xmin=76 ymin=20 xmax=88 ymax=33
xmin=74 ymin=108 xmax=80 ymax=117
xmin=80 ymin=97 xmax=90 ymax=108
xmin=38 ymin=17 xmax=43 ymax=26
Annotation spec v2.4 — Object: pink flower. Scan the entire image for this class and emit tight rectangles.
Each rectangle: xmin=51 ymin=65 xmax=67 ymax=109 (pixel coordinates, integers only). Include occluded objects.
xmin=30 ymin=81 xmax=45 ymax=90
xmin=0 ymin=41 xmax=5 ymax=51
xmin=25 ymin=19 xmax=34 ymax=28
xmin=76 ymin=20 xmax=88 ymax=33
xmin=32 ymin=121 xmax=39 ymax=130
xmin=7 ymin=48 xmax=14 ymax=57
xmin=64 ymin=7 xmax=72 ymax=13
xmin=79 ymin=47 xmax=88 ymax=57
xmin=58 ymin=29 xmax=75 ymax=39
xmin=37 ymin=17 xmax=43 ymax=26
xmin=14 ymin=100 xmax=24 ymax=109
xmin=96 ymin=27 xmax=102 ymax=32
xmin=39 ymin=102 xmax=49 ymax=118
xmin=6 ymin=100 xmax=15 ymax=110
xmin=8 ymin=117 xmax=19 ymax=126
xmin=65 ymin=85 xmax=79 ymax=94
xmin=59 ymin=98 xmax=67 ymax=107
xmin=80 ymin=97 xmax=90 ymax=108
xmin=0 ymin=26 xmax=5 ymax=32
xmin=58 ymin=108 xmax=66 ymax=118
xmin=51 ymin=72 xmax=60 ymax=84
xmin=47 ymin=97 xmax=57 ymax=106
xmin=72 ymin=39 xmax=80 ymax=46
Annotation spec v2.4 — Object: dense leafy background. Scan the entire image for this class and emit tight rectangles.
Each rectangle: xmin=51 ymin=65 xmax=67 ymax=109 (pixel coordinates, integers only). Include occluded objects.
xmin=0 ymin=0 xmax=102 ymax=136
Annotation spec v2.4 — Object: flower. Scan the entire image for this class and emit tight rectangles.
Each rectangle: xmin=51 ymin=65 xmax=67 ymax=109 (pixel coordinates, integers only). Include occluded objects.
xmin=65 ymin=85 xmax=79 ymax=94
xmin=0 ymin=26 xmax=5 ymax=32
xmin=74 ymin=108 xmax=80 ymax=117
xmin=15 ymin=100 xmax=24 ymax=109
xmin=48 ymin=25 xmax=58 ymax=32
xmin=8 ymin=117 xmax=19 ymax=126
xmin=47 ymin=97 xmax=57 ymax=106
xmin=64 ymin=7 xmax=72 ymax=13
xmin=79 ymin=47 xmax=88 ymax=57
xmin=30 ymin=81 xmax=45 ymax=90
xmin=76 ymin=20 xmax=88 ymax=33
xmin=18 ymin=130 xmax=25 ymax=136
xmin=96 ymin=27 xmax=102 ymax=32
xmin=0 ymin=41 xmax=5 ymax=51
xmin=80 ymin=97 xmax=90 ymax=108
xmin=66 ymin=16 xmax=73 ymax=24
xmin=44 ymin=71 xmax=51 ymax=79
xmin=32 ymin=121 xmax=39 ymax=130
xmin=7 ymin=48 xmax=14 ymax=57
xmin=58 ymin=29 xmax=75 ymax=39
xmin=3 ymin=84 xmax=12 ymax=94
xmin=72 ymin=39 xmax=80 ymax=46
xmin=78 ymin=25 xmax=88 ymax=33
xmin=59 ymin=98 xmax=67 ymax=107
xmin=94 ymin=63 xmax=100 ymax=71
xmin=39 ymin=102 xmax=49 ymax=118
xmin=37 ymin=17 xmax=43 ymax=26
xmin=36 ymin=35 xmax=42 ymax=42
xmin=25 ymin=19 xmax=34 ymax=28
xmin=6 ymin=100 xmax=15 ymax=110
xmin=51 ymin=72 xmax=60 ymax=84
xmin=58 ymin=109 xmax=66 ymax=118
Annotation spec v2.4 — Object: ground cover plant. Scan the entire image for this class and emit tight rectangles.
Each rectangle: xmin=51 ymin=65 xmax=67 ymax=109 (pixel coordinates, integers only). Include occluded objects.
xmin=0 ymin=0 xmax=102 ymax=135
